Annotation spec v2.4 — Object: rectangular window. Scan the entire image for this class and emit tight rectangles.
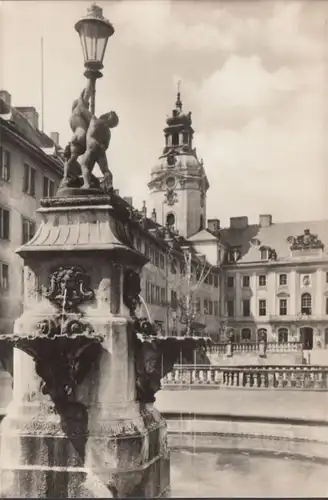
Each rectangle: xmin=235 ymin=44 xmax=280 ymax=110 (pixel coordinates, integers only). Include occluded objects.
xmin=22 ymin=217 xmax=36 ymax=244
xmin=259 ymin=299 xmax=266 ymax=316
xmin=151 ymin=284 xmax=155 ymax=304
xmin=159 ymin=254 xmax=165 ymax=269
xmin=326 ymin=297 xmax=328 ymax=315
xmin=171 ymin=290 xmax=178 ymax=310
xmin=0 ymin=148 xmax=11 ymax=182
xmin=242 ymin=275 xmax=250 ymax=288
xmin=145 ymin=281 xmax=151 ymax=303
xmin=154 ymin=251 xmax=159 ymax=268
xmin=227 ymin=276 xmax=234 ymax=288
xmin=213 ymin=274 xmax=219 ymax=288
xmin=214 ymin=300 xmax=219 ymax=317
xmin=227 ymin=300 xmax=234 ymax=317
xmin=208 ymin=300 xmax=213 ymax=315
xmin=279 ymin=298 xmax=287 ymax=316
xmin=196 ymin=297 xmax=201 ymax=314
xmin=0 ymin=263 xmax=9 ymax=290
xmin=155 ymin=286 xmax=160 ymax=305
xmin=204 ymin=299 xmax=209 ymax=315
xmin=43 ymin=176 xmax=55 ymax=198
xmin=208 ymin=273 xmax=213 ymax=286
xmin=260 ymin=248 xmax=268 ymax=260
xmin=259 ymin=275 xmax=267 ymax=287
xmin=0 ymin=207 xmax=10 ymax=240
xmin=160 ymin=287 xmax=166 ymax=305
xmin=243 ymin=299 xmax=250 ymax=317
xmin=279 ymin=274 xmax=287 ymax=286
xmin=23 ymin=163 xmax=36 ymax=196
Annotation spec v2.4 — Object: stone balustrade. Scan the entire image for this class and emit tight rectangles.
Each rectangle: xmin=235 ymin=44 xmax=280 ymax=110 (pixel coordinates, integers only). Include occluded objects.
xmin=162 ymin=364 xmax=328 ymax=390
xmin=207 ymin=341 xmax=303 ymax=355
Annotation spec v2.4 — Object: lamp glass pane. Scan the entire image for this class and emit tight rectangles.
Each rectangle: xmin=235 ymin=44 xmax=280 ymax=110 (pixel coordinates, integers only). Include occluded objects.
xmin=78 ymin=20 xmax=110 ymax=63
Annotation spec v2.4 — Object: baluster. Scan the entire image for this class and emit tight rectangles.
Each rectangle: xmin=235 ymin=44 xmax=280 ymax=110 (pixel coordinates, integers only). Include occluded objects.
xmin=267 ymin=368 xmax=275 ymax=388
xmin=244 ymin=371 xmax=251 ymax=388
xmin=206 ymin=368 xmax=212 ymax=384
xmin=314 ymin=371 xmax=323 ymax=389
xmin=166 ymin=372 xmax=172 ymax=384
xmin=277 ymin=370 xmax=284 ymax=388
xmin=260 ymin=372 xmax=266 ymax=388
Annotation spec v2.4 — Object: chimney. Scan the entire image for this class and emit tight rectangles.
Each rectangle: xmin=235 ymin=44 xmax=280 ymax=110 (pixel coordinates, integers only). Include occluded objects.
xmin=50 ymin=132 xmax=59 ymax=145
xmin=142 ymin=200 xmax=147 ymax=218
xmin=0 ymin=90 xmax=11 ymax=107
xmin=230 ymin=216 xmax=248 ymax=229
xmin=151 ymin=208 xmax=157 ymax=223
xmin=259 ymin=214 xmax=272 ymax=227
xmin=123 ymin=196 xmax=133 ymax=206
xmin=207 ymin=218 xmax=220 ymax=233
xmin=16 ymin=106 xmax=39 ymax=129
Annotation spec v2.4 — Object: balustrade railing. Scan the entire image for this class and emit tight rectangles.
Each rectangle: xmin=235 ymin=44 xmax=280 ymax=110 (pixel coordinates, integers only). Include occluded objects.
xmin=207 ymin=341 xmax=303 ymax=355
xmin=162 ymin=364 xmax=328 ymax=390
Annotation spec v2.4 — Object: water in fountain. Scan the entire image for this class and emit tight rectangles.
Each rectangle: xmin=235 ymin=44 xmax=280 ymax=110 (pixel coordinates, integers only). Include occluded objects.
xmin=139 ymin=295 xmax=152 ymax=324
xmin=61 ymin=287 xmax=67 ymax=334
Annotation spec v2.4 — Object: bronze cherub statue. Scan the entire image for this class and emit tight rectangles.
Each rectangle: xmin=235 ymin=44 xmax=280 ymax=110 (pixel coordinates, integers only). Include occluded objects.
xmin=59 ymin=79 xmax=119 ymax=193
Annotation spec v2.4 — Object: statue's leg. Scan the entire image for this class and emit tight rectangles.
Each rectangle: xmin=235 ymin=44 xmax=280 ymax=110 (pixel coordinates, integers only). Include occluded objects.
xmin=97 ymin=151 xmax=113 ymax=191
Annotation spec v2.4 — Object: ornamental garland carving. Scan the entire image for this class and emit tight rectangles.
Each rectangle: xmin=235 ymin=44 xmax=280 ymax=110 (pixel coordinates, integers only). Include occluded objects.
xmin=165 ymin=188 xmax=178 ymax=206
xmin=287 ymin=229 xmax=324 ymax=250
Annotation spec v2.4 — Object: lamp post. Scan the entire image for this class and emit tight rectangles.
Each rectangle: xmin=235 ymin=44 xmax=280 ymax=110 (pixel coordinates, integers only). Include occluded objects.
xmin=75 ymin=3 xmax=114 ymax=115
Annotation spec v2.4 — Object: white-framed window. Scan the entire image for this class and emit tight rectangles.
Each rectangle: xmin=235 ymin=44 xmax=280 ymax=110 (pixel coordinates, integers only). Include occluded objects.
xmin=260 ymin=248 xmax=268 ymax=260
xmin=43 ymin=176 xmax=55 ymax=198
xmin=227 ymin=276 xmax=234 ymax=288
xmin=0 ymin=147 xmax=11 ymax=182
xmin=259 ymin=275 xmax=266 ymax=287
xmin=22 ymin=217 xmax=36 ymax=244
xmin=241 ymin=328 xmax=251 ymax=341
xmin=23 ymin=163 xmax=36 ymax=196
xmin=0 ymin=207 xmax=10 ymax=240
xmin=301 ymin=293 xmax=312 ymax=315
xmin=279 ymin=298 xmax=287 ymax=316
xmin=259 ymin=299 xmax=266 ymax=316
xmin=279 ymin=274 xmax=287 ymax=286
xmin=0 ymin=262 xmax=9 ymax=290
xmin=278 ymin=328 xmax=288 ymax=343
xmin=242 ymin=299 xmax=250 ymax=317
xmin=242 ymin=275 xmax=250 ymax=288
xmin=227 ymin=300 xmax=234 ymax=317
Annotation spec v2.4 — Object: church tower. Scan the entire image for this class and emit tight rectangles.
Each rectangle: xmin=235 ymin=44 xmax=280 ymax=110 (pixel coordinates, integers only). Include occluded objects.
xmin=148 ymin=89 xmax=209 ymax=239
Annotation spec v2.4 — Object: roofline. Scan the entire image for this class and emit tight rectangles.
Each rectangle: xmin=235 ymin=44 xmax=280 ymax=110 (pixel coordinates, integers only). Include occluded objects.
xmin=0 ymin=118 xmax=63 ymax=178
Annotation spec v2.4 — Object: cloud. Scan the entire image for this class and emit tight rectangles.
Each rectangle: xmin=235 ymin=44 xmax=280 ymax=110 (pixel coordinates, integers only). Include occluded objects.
xmin=111 ymin=0 xmax=324 ymax=61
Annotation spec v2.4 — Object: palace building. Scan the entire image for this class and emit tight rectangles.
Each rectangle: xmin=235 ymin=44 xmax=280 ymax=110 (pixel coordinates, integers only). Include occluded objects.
xmin=1 ymin=87 xmax=328 ymax=352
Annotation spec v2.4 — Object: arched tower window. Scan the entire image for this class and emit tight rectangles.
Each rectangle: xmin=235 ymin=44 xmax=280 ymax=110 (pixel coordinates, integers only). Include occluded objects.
xmin=301 ymin=293 xmax=312 ymax=315
xmin=166 ymin=213 xmax=175 ymax=230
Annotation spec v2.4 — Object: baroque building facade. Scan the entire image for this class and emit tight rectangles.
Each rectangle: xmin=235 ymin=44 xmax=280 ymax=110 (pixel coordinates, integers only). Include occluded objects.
xmin=0 ymin=90 xmax=63 ymax=335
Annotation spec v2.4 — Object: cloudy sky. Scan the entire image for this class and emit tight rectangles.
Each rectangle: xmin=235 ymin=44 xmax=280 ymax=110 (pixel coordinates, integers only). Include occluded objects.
xmin=1 ymin=0 xmax=328 ymax=226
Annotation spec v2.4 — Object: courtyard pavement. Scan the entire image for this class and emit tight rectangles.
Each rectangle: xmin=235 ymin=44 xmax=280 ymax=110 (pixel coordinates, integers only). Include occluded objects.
xmin=156 ymin=388 xmax=328 ymax=422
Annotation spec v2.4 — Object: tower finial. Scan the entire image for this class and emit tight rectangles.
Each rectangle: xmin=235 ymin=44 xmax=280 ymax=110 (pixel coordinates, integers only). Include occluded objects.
xmin=175 ymin=80 xmax=182 ymax=111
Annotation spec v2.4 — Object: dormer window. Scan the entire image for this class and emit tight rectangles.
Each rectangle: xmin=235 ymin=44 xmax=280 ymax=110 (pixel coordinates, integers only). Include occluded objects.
xmin=228 ymin=248 xmax=241 ymax=263
xmin=260 ymin=247 xmax=268 ymax=260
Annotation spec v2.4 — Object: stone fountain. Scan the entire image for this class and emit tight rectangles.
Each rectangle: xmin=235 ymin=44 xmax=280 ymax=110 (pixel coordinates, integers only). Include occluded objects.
xmin=0 ymin=6 xmax=206 ymax=497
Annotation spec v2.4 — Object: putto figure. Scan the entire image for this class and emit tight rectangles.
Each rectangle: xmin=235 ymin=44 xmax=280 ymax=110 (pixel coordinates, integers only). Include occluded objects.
xmin=59 ymin=79 xmax=119 ymax=192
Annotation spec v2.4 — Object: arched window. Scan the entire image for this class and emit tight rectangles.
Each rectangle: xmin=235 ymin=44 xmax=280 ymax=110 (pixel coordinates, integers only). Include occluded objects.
xmin=257 ymin=328 xmax=267 ymax=342
xmin=301 ymin=293 xmax=312 ymax=315
xmin=241 ymin=328 xmax=251 ymax=341
xmin=278 ymin=327 xmax=288 ymax=343
xmin=166 ymin=213 xmax=175 ymax=230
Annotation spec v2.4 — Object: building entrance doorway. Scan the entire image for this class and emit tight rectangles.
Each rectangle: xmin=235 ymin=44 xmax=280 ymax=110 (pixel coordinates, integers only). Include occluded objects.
xmin=300 ymin=327 xmax=313 ymax=350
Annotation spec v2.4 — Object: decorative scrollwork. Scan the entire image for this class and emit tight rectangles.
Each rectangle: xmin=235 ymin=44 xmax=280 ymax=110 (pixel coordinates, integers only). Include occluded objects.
xmin=45 ymin=266 xmax=94 ymax=311
xmin=287 ymin=229 xmax=324 ymax=250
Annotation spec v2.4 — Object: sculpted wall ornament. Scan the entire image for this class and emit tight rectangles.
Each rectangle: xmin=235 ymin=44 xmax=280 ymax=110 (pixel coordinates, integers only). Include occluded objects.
xmin=287 ymin=229 xmax=324 ymax=250
xmin=165 ymin=188 xmax=178 ymax=206
xmin=45 ymin=266 xmax=94 ymax=312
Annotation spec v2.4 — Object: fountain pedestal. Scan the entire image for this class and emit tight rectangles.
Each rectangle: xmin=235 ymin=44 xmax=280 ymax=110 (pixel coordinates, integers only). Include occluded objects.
xmin=0 ymin=194 xmax=174 ymax=498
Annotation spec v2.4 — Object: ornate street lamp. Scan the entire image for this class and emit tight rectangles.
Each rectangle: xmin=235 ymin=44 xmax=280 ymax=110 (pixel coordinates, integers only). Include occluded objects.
xmin=75 ymin=3 xmax=114 ymax=114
